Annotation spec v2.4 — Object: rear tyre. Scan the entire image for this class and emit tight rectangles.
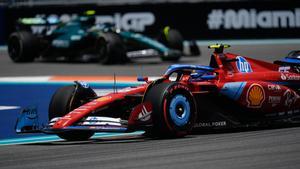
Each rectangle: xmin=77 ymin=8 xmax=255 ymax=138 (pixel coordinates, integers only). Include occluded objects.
xmin=158 ymin=28 xmax=183 ymax=62
xmin=97 ymin=32 xmax=127 ymax=64
xmin=49 ymin=85 xmax=96 ymax=141
xmin=144 ymin=82 xmax=196 ymax=138
xmin=8 ymin=31 xmax=38 ymax=62
xmin=159 ymin=28 xmax=184 ymax=51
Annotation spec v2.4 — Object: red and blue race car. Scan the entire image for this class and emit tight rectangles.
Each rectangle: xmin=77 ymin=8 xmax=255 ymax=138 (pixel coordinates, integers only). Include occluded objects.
xmin=16 ymin=44 xmax=300 ymax=140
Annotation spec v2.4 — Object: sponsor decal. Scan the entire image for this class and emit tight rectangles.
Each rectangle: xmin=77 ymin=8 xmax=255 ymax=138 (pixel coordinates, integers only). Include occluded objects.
xmin=278 ymin=66 xmax=290 ymax=73
xmin=267 ymin=84 xmax=281 ymax=91
xmin=281 ymin=73 xmax=287 ymax=80
xmin=207 ymin=8 xmax=300 ymax=30
xmin=247 ymin=83 xmax=265 ymax=108
xmin=83 ymin=121 xmax=122 ymax=126
xmin=88 ymin=126 xmax=127 ymax=130
xmin=78 ymin=81 xmax=89 ymax=88
xmin=236 ymin=56 xmax=252 ymax=73
xmin=268 ymin=96 xmax=281 ymax=107
xmin=283 ymin=89 xmax=300 ymax=108
xmin=85 ymin=116 xmax=121 ymax=123
xmin=168 ymin=84 xmax=190 ymax=94
xmin=128 ymin=102 xmax=152 ymax=125
xmin=138 ymin=105 xmax=152 ymax=122
xmin=287 ymin=74 xmax=300 ymax=80
xmin=194 ymin=121 xmax=227 ymax=128
xmin=281 ymin=73 xmax=300 ymax=80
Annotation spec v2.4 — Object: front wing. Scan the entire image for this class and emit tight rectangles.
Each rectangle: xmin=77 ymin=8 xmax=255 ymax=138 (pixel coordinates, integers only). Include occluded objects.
xmin=15 ymin=108 xmax=130 ymax=134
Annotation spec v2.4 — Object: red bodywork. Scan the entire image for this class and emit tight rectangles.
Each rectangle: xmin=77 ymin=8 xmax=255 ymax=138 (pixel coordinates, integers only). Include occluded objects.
xmin=52 ymin=50 xmax=300 ymax=130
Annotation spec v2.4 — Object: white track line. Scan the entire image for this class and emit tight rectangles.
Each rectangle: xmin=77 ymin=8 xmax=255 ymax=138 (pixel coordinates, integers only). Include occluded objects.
xmin=0 ymin=76 xmax=51 ymax=82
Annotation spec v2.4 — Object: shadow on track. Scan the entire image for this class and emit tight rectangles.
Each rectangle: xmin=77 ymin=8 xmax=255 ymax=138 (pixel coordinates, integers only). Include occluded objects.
xmin=20 ymin=124 xmax=300 ymax=146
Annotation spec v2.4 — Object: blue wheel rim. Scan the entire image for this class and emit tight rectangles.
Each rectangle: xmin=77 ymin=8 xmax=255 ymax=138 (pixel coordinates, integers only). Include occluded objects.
xmin=169 ymin=94 xmax=191 ymax=126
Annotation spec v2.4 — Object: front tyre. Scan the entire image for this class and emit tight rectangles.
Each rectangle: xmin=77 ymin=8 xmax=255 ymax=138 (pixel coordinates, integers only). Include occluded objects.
xmin=97 ymin=32 xmax=127 ymax=64
xmin=144 ymin=82 xmax=196 ymax=138
xmin=49 ymin=85 xmax=96 ymax=141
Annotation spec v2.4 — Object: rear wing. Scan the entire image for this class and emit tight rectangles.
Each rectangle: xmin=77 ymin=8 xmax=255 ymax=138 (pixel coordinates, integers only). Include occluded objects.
xmin=17 ymin=17 xmax=60 ymax=26
xmin=15 ymin=17 xmax=61 ymax=35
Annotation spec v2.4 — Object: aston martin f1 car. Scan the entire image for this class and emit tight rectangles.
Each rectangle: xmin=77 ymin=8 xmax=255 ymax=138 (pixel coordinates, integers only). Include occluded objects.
xmin=8 ymin=12 xmax=199 ymax=64
xmin=16 ymin=44 xmax=300 ymax=140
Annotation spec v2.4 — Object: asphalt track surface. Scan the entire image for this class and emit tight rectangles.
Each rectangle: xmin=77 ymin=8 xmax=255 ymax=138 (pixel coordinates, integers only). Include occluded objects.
xmin=0 ymin=127 xmax=299 ymax=169
xmin=0 ymin=43 xmax=299 ymax=76
xmin=1 ymin=43 xmax=300 ymax=169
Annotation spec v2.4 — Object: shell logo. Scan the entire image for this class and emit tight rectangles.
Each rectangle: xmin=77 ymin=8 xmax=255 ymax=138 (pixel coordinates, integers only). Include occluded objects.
xmin=247 ymin=83 xmax=265 ymax=108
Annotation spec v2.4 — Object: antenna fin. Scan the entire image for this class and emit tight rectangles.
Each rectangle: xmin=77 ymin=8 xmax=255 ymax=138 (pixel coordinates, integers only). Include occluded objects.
xmin=113 ymin=73 xmax=117 ymax=93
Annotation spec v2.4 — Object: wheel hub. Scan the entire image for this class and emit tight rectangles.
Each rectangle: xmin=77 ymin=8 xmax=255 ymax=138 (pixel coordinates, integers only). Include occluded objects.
xmin=169 ymin=94 xmax=191 ymax=126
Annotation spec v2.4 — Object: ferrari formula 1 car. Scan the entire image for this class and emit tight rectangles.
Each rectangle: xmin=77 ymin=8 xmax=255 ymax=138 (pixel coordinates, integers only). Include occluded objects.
xmin=8 ymin=11 xmax=199 ymax=64
xmin=16 ymin=44 xmax=300 ymax=140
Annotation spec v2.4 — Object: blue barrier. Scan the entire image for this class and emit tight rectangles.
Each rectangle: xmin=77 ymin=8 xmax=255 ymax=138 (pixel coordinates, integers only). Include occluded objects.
xmin=0 ymin=82 xmax=137 ymax=140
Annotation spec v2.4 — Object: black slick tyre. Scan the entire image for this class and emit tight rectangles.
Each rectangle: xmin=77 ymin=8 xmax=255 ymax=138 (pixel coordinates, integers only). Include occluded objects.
xmin=144 ymin=82 xmax=196 ymax=138
xmin=159 ymin=28 xmax=184 ymax=51
xmin=8 ymin=31 xmax=38 ymax=62
xmin=97 ymin=32 xmax=127 ymax=64
xmin=159 ymin=28 xmax=183 ymax=62
xmin=49 ymin=85 xmax=96 ymax=141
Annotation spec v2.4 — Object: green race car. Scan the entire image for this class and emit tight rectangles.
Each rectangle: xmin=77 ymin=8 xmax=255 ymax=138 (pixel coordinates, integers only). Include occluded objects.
xmin=8 ymin=12 xmax=199 ymax=64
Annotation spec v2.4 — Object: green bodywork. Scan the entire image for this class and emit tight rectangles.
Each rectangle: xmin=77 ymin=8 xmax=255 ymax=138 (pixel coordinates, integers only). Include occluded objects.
xmin=17 ymin=15 xmax=174 ymax=56
xmin=120 ymin=31 xmax=169 ymax=53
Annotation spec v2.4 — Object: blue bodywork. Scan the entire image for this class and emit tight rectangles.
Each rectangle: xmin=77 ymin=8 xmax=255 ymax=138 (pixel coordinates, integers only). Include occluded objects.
xmin=278 ymin=57 xmax=300 ymax=64
xmin=164 ymin=64 xmax=214 ymax=76
xmin=275 ymin=51 xmax=300 ymax=65
xmin=163 ymin=64 xmax=216 ymax=82
xmin=220 ymin=82 xmax=247 ymax=101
